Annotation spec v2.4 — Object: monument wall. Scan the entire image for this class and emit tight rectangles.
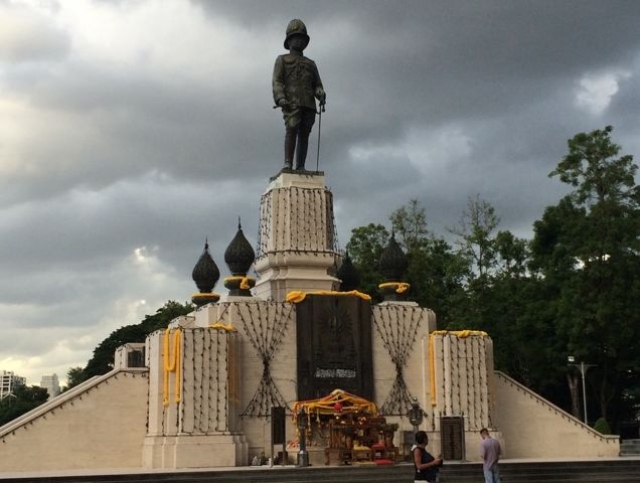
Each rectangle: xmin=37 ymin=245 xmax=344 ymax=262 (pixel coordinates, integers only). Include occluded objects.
xmin=371 ymin=302 xmax=435 ymax=420
xmin=189 ymin=300 xmax=298 ymax=464
xmin=493 ymin=371 xmax=619 ymax=458
xmin=143 ymin=317 xmax=247 ymax=468
xmin=0 ymin=369 xmax=148 ymax=472
xmin=0 ymin=170 xmax=621 ymax=472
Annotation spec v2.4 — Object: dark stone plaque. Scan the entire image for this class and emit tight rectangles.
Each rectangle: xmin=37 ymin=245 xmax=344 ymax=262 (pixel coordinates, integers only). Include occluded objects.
xmin=296 ymin=295 xmax=373 ymax=400
xmin=271 ymin=406 xmax=286 ymax=445
xmin=440 ymin=416 xmax=465 ymax=461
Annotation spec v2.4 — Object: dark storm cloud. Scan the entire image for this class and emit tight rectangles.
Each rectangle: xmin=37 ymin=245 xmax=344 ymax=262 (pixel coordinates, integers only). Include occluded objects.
xmin=0 ymin=173 xmax=261 ymax=275
xmin=2 ymin=0 xmax=640 ymax=384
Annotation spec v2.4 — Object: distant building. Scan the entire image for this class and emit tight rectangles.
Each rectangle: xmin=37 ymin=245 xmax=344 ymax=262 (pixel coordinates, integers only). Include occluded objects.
xmin=0 ymin=370 xmax=26 ymax=399
xmin=40 ymin=374 xmax=61 ymax=400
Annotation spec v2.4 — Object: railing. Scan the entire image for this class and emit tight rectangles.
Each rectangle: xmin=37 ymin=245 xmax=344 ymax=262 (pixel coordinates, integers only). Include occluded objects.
xmin=0 ymin=367 xmax=148 ymax=439
xmin=494 ymin=370 xmax=618 ymax=444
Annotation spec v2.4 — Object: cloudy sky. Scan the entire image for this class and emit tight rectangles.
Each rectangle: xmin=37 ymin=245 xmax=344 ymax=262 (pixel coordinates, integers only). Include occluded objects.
xmin=2 ymin=0 xmax=640 ymax=387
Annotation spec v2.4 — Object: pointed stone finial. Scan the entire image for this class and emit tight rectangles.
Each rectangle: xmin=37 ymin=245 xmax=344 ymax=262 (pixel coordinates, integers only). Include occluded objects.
xmin=223 ymin=218 xmax=256 ymax=296
xmin=378 ymin=232 xmax=408 ymax=281
xmin=337 ymin=250 xmax=360 ymax=292
xmin=224 ymin=218 xmax=256 ymax=277
xmin=191 ymin=240 xmax=220 ymax=306
xmin=378 ymin=232 xmax=410 ymax=301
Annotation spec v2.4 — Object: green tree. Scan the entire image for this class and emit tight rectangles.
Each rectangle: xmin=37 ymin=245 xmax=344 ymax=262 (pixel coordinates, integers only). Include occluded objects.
xmin=343 ymin=180 xmax=640 ymax=427
xmin=449 ymin=194 xmax=500 ymax=281
xmin=346 ymin=223 xmax=389 ymax=300
xmin=494 ymin=230 xmax=528 ymax=279
xmin=390 ymin=200 xmax=466 ymax=327
xmin=83 ymin=300 xmax=193 ymax=379
xmin=346 ymin=201 xmax=466 ymax=328
xmin=389 ymin=199 xmax=430 ymax=253
xmin=532 ymin=126 xmax=640 ymax=426
xmin=530 ymin=199 xmax=587 ymax=418
xmin=447 ymin=195 xmax=501 ymax=330
xmin=0 ymin=385 xmax=49 ymax=426
xmin=445 ymin=196 xmax=558 ymax=391
xmin=593 ymin=417 xmax=612 ymax=434
xmin=63 ymin=366 xmax=86 ymax=392
xmin=507 ymin=277 xmax=569 ymax=396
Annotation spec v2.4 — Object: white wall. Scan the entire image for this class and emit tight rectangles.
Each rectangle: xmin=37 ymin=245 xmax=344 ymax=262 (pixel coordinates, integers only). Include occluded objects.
xmin=493 ymin=371 xmax=619 ymax=459
xmin=0 ymin=369 xmax=149 ymax=472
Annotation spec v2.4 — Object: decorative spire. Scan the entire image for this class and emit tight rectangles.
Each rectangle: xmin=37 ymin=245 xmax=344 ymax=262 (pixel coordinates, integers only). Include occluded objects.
xmin=223 ymin=218 xmax=257 ymax=296
xmin=337 ymin=250 xmax=360 ymax=292
xmin=378 ymin=232 xmax=408 ymax=281
xmin=191 ymin=240 xmax=220 ymax=306
xmin=377 ymin=232 xmax=410 ymax=302
xmin=224 ymin=218 xmax=256 ymax=276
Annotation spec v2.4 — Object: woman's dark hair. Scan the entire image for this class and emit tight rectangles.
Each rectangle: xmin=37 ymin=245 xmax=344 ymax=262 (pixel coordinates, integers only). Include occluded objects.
xmin=415 ymin=430 xmax=428 ymax=445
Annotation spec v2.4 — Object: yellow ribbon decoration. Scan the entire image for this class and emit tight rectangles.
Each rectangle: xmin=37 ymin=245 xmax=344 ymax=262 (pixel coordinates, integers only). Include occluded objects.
xmin=286 ymin=291 xmax=307 ymax=303
xmin=163 ymin=328 xmax=182 ymax=406
xmin=378 ymin=282 xmax=410 ymax=293
xmin=191 ymin=292 xmax=219 ymax=300
xmin=224 ymin=276 xmax=256 ymax=290
xmin=429 ymin=330 xmax=488 ymax=406
xmin=209 ymin=322 xmax=238 ymax=332
xmin=285 ymin=290 xmax=372 ymax=304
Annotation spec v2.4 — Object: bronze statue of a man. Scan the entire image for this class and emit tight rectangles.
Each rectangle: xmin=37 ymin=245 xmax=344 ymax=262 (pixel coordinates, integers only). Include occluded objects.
xmin=273 ymin=19 xmax=326 ymax=171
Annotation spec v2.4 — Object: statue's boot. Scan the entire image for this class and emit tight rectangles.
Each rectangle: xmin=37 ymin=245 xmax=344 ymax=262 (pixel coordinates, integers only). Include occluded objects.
xmin=295 ymin=133 xmax=309 ymax=171
xmin=284 ymin=129 xmax=296 ymax=170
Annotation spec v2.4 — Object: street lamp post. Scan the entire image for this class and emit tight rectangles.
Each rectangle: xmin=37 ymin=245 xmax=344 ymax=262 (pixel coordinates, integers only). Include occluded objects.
xmin=297 ymin=411 xmax=309 ymax=467
xmin=407 ymin=397 xmax=424 ymax=433
xmin=568 ymin=356 xmax=596 ymax=425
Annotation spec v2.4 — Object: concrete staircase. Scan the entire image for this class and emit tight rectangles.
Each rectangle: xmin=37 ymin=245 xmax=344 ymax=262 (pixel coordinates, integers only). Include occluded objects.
xmin=3 ymin=460 xmax=640 ymax=483
xmin=493 ymin=371 xmax=619 ymax=459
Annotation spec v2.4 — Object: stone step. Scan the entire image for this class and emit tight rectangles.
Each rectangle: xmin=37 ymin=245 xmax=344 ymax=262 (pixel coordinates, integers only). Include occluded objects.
xmin=439 ymin=460 xmax=640 ymax=483
xmin=620 ymin=438 xmax=640 ymax=454
xmin=3 ymin=460 xmax=640 ymax=483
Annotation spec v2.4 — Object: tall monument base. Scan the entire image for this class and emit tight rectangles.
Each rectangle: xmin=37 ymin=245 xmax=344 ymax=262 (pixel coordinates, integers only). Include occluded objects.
xmin=254 ymin=171 xmax=339 ymax=301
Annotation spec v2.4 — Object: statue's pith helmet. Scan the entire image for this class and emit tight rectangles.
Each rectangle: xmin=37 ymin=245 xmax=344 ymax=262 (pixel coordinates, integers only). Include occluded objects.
xmin=284 ymin=19 xmax=310 ymax=49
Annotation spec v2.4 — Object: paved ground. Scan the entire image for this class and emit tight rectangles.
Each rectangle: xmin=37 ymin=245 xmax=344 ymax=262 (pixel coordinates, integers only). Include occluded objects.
xmin=2 ymin=456 xmax=639 ymax=480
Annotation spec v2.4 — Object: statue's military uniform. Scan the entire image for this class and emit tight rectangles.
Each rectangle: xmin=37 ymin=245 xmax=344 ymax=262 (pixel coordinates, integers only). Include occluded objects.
xmin=273 ymin=53 xmax=323 ymax=116
xmin=273 ymin=19 xmax=326 ymax=171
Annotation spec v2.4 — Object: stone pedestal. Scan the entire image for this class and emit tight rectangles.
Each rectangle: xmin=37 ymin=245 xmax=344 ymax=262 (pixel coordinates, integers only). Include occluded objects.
xmin=143 ymin=320 xmax=247 ymax=468
xmin=143 ymin=434 xmax=247 ymax=468
xmin=254 ymin=172 xmax=339 ymax=301
xmin=427 ymin=332 xmax=495 ymax=431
